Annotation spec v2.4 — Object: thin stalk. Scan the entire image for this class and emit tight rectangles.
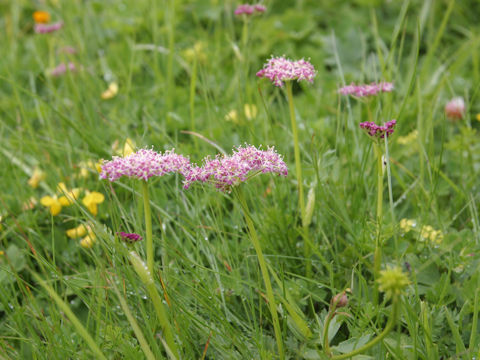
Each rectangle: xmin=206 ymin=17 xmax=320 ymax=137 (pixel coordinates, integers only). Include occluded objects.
xmin=373 ymin=142 xmax=384 ymax=304
xmin=235 ymin=187 xmax=284 ymax=360
xmin=322 ymin=309 xmax=336 ymax=357
xmin=142 ymin=181 xmax=154 ymax=274
xmin=129 ymin=251 xmax=179 ymax=358
xmin=31 ymin=272 xmax=108 ymax=360
xmin=285 ymin=81 xmax=309 ymax=275
xmin=330 ymin=297 xmax=399 ymax=360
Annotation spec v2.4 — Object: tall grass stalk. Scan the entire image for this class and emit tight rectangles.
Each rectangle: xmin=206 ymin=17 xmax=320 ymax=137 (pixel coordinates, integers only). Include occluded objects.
xmin=234 ymin=187 xmax=284 ymax=360
xmin=142 ymin=181 xmax=154 ymax=273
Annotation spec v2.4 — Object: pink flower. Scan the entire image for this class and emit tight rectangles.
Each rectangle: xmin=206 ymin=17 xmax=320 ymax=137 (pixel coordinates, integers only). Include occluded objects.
xmin=445 ymin=97 xmax=465 ymax=120
xmin=117 ymin=232 xmax=143 ymax=243
xmin=100 ymin=148 xmax=191 ymax=182
xmin=34 ymin=21 xmax=63 ymax=34
xmin=256 ymin=56 xmax=316 ymax=87
xmin=253 ymin=4 xmax=266 ymax=12
xmin=183 ymin=145 xmax=288 ymax=192
xmin=339 ymin=82 xmax=394 ymax=97
xmin=359 ymin=120 xmax=397 ymax=139
xmin=234 ymin=4 xmax=254 ymax=15
xmin=49 ymin=62 xmax=76 ymax=76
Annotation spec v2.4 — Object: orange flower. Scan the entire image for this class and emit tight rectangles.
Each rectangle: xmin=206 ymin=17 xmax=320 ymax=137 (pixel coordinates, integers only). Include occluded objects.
xmin=33 ymin=11 xmax=51 ymax=24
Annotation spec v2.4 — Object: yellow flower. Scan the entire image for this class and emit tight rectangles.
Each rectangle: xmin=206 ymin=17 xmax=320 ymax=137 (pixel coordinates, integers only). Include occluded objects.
xmin=101 ymin=82 xmax=119 ymax=100
xmin=82 ymin=191 xmax=105 ymax=216
xmin=225 ymin=109 xmax=239 ymax=123
xmin=244 ymin=104 xmax=257 ymax=120
xmin=399 ymin=218 xmax=415 ymax=233
xmin=66 ymin=224 xmax=88 ymax=238
xmin=57 ymin=183 xmax=81 ymax=205
xmin=182 ymin=41 xmax=207 ymax=63
xmin=420 ymin=225 xmax=443 ymax=244
xmin=476 ymin=114 xmax=480 ymax=122
xmin=40 ymin=195 xmax=63 ymax=216
xmin=0 ymin=250 xmax=4 ymax=256
xmin=27 ymin=167 xmax=46 ymax=189
xmin=378 ymin=266 xmax=410 ymax=300
xmin=80 ymin=231 xmax=96 ymax=248
xmin=33 ymin=11 xmax=50 ymax=24
xmin=40 ymin=183 xmax=81 ymax=216
xmin=113 ymin=138 xmax=135 ymax=157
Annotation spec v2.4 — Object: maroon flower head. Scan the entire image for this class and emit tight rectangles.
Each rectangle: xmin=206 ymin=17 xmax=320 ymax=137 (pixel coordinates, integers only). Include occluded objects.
xmin=117 ymin=232 xmax=143 ymax=244
xmin=359 ymin=120 xmax=397 ymax=139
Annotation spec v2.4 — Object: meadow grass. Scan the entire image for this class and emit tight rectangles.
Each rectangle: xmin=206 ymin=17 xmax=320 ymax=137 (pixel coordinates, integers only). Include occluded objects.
xmin=1 ymin=0 xmax=480 ymax=359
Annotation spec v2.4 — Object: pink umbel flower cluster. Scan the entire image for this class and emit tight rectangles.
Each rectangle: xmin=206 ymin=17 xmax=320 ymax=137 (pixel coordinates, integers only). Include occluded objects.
xmin=445 ymin=97 xmax=465 ymax=120
xmin=117 ymin=232 xmax=143 ymax=244
xmin=339 ymin=82 xmax=394 ymax=97
xmin=183 ymin=145 xmax=288 ymax=192
xmin=360 ymin=120 xmax=397 ymax=139
xmin=100 ymin=149 xmax=190 ymax=182
xmin=49 ymin=62 xmax=76 ymax=77
xmin=256 ymin=56 xmax=316 ymax=87
xmin=234 ymin=4 xmax=266 ymax=15
xmin=34 ymin=21 xmax=63 ymax=34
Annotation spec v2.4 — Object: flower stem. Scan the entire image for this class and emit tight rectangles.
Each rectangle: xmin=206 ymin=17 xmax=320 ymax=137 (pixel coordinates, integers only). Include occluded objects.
xmin=322 ymin=309 xmax=336 ymax=357
xmin=142 ymin=181 xmax=154 ymax=274
xmin=235 ymin=187 xmax=284 ymax=360
xmin=285 ymin=81 xmax=309 ymax=275
xmin=330 ymin=297 xmax=399 ymax=360
xmin=373 ymin=142 xmax=383 ymax=302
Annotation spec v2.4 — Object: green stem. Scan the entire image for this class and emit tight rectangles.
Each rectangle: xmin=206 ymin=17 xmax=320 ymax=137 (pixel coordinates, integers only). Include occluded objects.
xmin=235 ymin=187 xmax=284 ymax=360
xmin=330 ymin=297 xmax=399 ymax=360
xmin=129 ymin=251 xmax=179 ymax=357
xmin=142 ymin=181 xmax=154 ymax=274
xmin=373 ymin=142 xmax=384 ymax=293
xmin=285 ymin=82 xmax=308 ymax=274
xmin=322 ymin=310 xmax=336 ymax=357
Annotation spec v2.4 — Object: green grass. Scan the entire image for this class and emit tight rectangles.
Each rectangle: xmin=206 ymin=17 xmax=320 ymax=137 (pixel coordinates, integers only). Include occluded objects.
xmin=1 ymin=0 xmax=480 ymax=358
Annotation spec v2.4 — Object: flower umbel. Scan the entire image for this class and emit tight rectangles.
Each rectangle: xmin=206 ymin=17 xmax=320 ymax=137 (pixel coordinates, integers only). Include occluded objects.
xmin=183 ymin=145 xmax=287 ymax=192
xmin=339 ymin=82 xmax=394 ymax=97
xmin=234 ymin=4 xmax=266 ymax=16
xmin=256 ymin=56 xmax=316 ymax=87
xmin=377 ymin=266 xmax=410 ymax=300
xmin=100 ymin=148 xmax=190 ymax=182
xmin=360 ymin=120 xmax=397 ymax=140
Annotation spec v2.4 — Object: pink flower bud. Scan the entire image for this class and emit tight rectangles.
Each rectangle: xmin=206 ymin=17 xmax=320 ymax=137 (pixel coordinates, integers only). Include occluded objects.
xmin=445 ymin=97 xmax=465 ymax=120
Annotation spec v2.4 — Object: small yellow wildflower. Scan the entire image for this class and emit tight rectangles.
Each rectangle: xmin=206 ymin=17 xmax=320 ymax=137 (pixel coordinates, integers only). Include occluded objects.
xmin=225 ymin=109 xmax=239 ymax=123
xmin=82 ymin=191 xmax=105 ymax=216
xmin=66 ymin=224 xmax=88 ymax=238
xmin=182 ymin=41 xmax=207 ymax=63
xmin=40 ymin=195 xmax=63 ymax=216
xmin=476 ymin=114 xmax=480 ymax=122
xmin=0 ymin=250 xmax=4 ymax=256
xmin=101 ymin=82 xmax=119 ymax=100
xmin=33 ymin=11 xmax=51 ymax=24
xmin=27 ymin=167 xmax=46 ymax=189
xmin=113 ymin=138 xmax=135 ymax=157
xmin=400 ymin=218 xmax=416 ymax=233
xmin=40 ymin=183 xmax=81 ymax=216
xmin=377 ymin=266 xmax=410 ymax=300
xmin=420 ymin=225 xmax=443 ymax=244
xmin=80 ymin=231 xmax=96 ymax=248
xmin=244 ymin=104 xmax=258 ymax=120
xmin=397 ymin=130 xmax=418 ymax=145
